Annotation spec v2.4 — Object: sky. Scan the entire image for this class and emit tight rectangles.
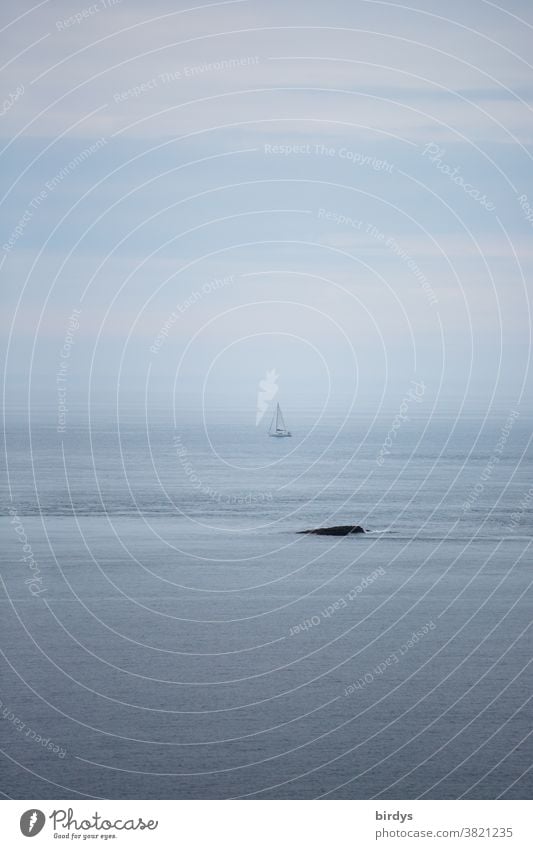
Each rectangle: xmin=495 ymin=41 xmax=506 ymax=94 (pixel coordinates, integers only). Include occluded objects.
xmin=1 ymin=0 xmax=532 ymax=417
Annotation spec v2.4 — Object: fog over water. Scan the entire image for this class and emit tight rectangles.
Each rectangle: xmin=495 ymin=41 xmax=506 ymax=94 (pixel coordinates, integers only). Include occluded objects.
xmin=1 ymin=0 xmax=532 ymax=800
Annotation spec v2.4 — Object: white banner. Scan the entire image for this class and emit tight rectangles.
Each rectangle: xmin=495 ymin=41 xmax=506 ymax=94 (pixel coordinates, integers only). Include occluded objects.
xmin=1 ymin=800 xmax=531 ymax=848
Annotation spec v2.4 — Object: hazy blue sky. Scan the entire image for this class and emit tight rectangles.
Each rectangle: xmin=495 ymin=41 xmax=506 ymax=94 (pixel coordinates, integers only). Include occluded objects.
xmin=2 ymin=0 xmax=532 ymax=414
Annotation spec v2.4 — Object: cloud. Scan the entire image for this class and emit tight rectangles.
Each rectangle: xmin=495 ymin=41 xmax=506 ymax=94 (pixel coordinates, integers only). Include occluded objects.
xmin=2 ymin=0 xmax=531 ymax=399
xmin=2 ymin=0 xmax=532 ymax=143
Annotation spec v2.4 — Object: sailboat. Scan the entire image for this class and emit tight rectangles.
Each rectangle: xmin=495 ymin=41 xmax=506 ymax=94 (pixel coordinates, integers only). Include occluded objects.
xmin=269 ymin=402 xmax=292 ymax=437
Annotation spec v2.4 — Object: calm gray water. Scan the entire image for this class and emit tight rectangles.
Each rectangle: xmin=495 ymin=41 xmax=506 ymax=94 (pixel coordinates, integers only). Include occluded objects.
xmin=1 ymin=407 xmax=531 ymax=799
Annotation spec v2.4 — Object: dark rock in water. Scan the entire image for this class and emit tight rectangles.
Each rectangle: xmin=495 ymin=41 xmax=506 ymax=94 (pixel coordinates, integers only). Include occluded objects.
xmin=298 ymin=525 xmax=366 ymax=536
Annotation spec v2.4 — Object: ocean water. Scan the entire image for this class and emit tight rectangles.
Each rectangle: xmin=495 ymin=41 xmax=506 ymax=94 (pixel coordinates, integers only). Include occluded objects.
xmin=1 ymin=406 xmax=531 ymax=799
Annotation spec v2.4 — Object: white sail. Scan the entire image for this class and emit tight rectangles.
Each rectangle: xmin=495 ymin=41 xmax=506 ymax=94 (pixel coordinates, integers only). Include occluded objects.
xmin=269 ymin=403 xmax=292 ymax=437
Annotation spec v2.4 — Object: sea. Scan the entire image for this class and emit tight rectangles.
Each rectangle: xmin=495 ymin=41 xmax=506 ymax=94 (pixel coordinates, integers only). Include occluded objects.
xmin=1 ymin=403 xmax=531 ymax=799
